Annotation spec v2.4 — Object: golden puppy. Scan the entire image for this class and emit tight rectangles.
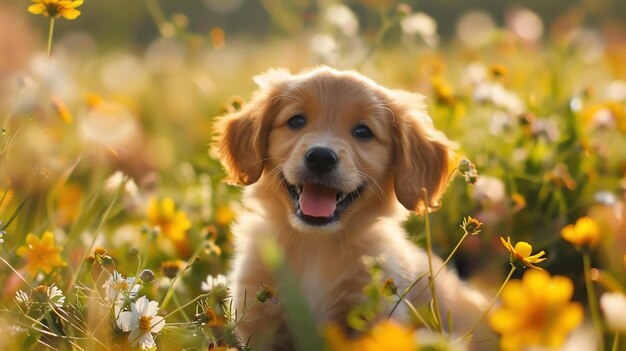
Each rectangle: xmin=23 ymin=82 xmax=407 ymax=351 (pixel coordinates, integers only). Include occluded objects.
xmin=214 ymin=67 xmax=487 ymax=349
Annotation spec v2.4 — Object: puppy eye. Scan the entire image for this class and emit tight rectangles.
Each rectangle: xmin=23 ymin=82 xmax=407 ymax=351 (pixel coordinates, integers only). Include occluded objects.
xmin=353 ymin=124 xmax=374 ymax=140
xmin=287 ymin=115 xmax=306 ymax=130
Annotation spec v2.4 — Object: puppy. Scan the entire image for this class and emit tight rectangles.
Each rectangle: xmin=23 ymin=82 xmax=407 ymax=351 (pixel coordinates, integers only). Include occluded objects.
xmin=214 ymin=67 xmax=488 ymax=349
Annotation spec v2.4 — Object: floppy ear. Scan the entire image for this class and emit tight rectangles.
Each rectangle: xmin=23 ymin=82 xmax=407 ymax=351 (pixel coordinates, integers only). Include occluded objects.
xmin=213 ymin=69 xmax=290 ymax=185
xmin=390 ymin=91 xmax=455 ymax=213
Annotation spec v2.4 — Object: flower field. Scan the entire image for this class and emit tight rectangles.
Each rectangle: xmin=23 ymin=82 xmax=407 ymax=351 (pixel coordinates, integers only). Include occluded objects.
xmin=0 ymin=0 xmax=625 ymax=350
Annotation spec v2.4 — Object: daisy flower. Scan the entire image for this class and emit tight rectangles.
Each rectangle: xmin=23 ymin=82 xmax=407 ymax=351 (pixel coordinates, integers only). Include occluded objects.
xmin=103 ymin=271 xmax=140 ymax=314
xmin=32 ymin=284 xmax=65 ymax=308
xmin=500 ymin=237 xmax=547 ymax=270
xmin=600 ymin=292 xmax=626 ymax=333
xmin=201 ymin=274 xmax=227 ymax=292
xmin=15 ymin=290 xmax=31 ymax=307
xmin=27 ymin=0 xmax=83 ymax=20
xmin=116 ymin=296 xmax=166 ymax=350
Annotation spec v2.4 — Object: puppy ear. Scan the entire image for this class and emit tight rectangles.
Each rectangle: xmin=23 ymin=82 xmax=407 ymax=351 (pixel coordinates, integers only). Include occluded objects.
xmin=213 ymin=105 xmax=264 ymax=185
xmin=213 ymin=70 xmax=290 ymax=185
xmin=390 ymin=91 xmax=455 ymax=213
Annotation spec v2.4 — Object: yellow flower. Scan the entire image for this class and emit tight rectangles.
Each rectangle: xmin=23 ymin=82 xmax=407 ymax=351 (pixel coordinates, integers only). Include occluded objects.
xmin=215 ymin=205 xmax=235 ymax=227
xmin=56 ymin=183 xmax=83 ymax=226
xmin=561 ymin=216 xmax=600 ymax=248
xmin=461 ymin=216 xmax=483 ymax=236
xmin=489 ymin=63 xmax=508 ymax=78
xmin=582 ymin=101 xmax=626 ymax=133
xmin=160 ymin=259 xmax=186 ymax=279
xmin=52 ymin=96 xmax=72 ymax=123
xmin=431 ymin=75 xmax=455 ymax=106
xmin=489 ymin=270 xmax=584 ymax=351
xmin=28 ymin=0 xmax=83 ymax=20
xmin=325 ymin=320 xmax=417 ymax=351
xmin=0 ymin=187 xmax=13 ymax=212
xmin=511 ymin=193 xmax=526 ymax=212
xmin=146 ymin=197 xmax=191 ymax=242
xmin=16 ymin=231 xmax=67 ymax=275
xmin=500 ymin=237 xmax=547 ymax=270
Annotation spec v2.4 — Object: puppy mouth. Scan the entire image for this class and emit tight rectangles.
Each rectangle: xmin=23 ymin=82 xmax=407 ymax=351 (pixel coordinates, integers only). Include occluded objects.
xmin=282 ymin=176 xmax=366 ymax=226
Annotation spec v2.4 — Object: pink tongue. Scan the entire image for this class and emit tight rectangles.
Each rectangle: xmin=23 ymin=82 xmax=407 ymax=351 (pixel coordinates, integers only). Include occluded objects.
xmin=299 ymin=184 xmax=337 ymax=218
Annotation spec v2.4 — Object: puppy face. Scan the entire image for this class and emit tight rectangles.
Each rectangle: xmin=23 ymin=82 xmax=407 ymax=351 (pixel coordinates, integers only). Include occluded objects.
xmin=214 ymin=67 xmax=453 ymax=233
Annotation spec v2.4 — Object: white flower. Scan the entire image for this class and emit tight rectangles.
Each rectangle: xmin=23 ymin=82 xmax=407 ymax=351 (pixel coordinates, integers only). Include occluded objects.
xmin=590 ymin=107 xmax=616 ymax=129
xmin=201 ymin=274 xmax=227 ymax=292
xmin=461 ymin=62 xmax=488 ymax=87
xmin=104 ymin=171 xmax=138 ymax=196
xmin=103 ymin=272 xmax=141 ymax=314
xmin=605 ymin=80 xmax=626 ymax=102
xmin=473 ymin=82 xmax=525 ymax=115
xmin=325 ymin=4 xmax=359 ymax=37
xmin=15 ymin=290 xmax=30 ymax=306
xmin=401 ymin=12 xmax=437 ymax=38
xmin=600 ymin=292 xmax=626 ymax=332
xmin=473 ymin=175 xmax=506 ymax=204
xmin=30 ymin=284 xmax=65 ymax=308
xmin=47 ymin=285 xmax=66 ymax=308
xmin=310 ymin=34 xmax=338 ymax=63
xmin=116 ymin=296 xmax=165 ymax=350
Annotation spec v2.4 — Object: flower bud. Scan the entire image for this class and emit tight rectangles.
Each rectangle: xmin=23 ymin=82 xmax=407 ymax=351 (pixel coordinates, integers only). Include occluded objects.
xmin=139 ymin=269 xmax=155 ymax=282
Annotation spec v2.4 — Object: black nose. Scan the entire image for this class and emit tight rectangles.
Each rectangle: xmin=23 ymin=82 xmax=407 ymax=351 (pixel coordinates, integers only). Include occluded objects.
xmin=305 ymin=147 xmax=338 ymax=175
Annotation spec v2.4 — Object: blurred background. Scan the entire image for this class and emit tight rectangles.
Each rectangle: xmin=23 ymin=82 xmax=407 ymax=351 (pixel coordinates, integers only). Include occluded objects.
xmin=0 ymin=0 xmax=625 ymax=349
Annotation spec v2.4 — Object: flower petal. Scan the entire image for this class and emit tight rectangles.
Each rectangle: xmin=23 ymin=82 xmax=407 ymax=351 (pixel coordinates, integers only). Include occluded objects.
xmin=61 ymin=9 xmax=81 ymax=20
xmin=514 ymin=242 xmax=532 ymax=258
xmin=27 ymin=4 xmax=46 ymax=14
xmin=25 ymin=233 xmax=39 ymax=246
xmin=560 ymin=225 xmax=577 ymax=244
xmin=137 ymin=332 xmax=156 ymax=350
xmin=150 ymin=316 xmax=165 ymax=333
xmin=500 ymin=280 xmax=525 ymax=308
xmin=15 ymin=246 xmax=28 ymax=258
xmin=489 ymin=309 xmax=521 ymax=333
xmin=522 ymin=269 xmax=550 ymax=300
xmin=41 ymin=231 xmax=55 ymax=247
xmin=116 ymin=311 xmax=136 ymax=332
xmin=128 ymin=328 xmax=143 ymax=347
xmin=134 ymin=296 xmax=148 ymax=314
xmin=143 ymin=300 xmax=159 ymax=316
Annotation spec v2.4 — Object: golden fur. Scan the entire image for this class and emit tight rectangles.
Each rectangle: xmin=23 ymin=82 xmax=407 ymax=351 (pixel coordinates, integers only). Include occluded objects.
xmin=214 ymin=67 xmax=487 ymax=349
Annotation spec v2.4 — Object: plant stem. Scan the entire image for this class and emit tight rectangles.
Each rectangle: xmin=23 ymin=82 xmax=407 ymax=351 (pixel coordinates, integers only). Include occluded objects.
xmin=612 ymin=334 xmax=619 ymax=351
xmin=144 ymin=0 xmax=169 ymax=36
xmin=357 ymin=8 xmax=402 ymax=69
xmin=463 ymin=266 xmax=516 ymax=341
xmin=583 ymin=252 xmax=604 ymax=349
xmin=47 ymin=18 xmax=55 ymax=60
xmin=387 ymin=271 xmax=428 ymax=318
xmin=416 ymin=232 xmax=471 ymax=302
xmin=423 ymin=193 xmax=443 ymax=334
xmin=389 ymin=232 xmax=471 ymax=319
xmin=160 ymin=243 xmax=204 ymax=310
xmin=164 ymin=292 xmax=213 ymax=319
xmin=0 ymin=256 xmax=32 ymax=288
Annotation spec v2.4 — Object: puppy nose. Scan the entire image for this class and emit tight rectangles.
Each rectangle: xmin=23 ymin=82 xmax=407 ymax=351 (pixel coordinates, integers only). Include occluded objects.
xmin=305 ymin=147 xmax=338 ymax=175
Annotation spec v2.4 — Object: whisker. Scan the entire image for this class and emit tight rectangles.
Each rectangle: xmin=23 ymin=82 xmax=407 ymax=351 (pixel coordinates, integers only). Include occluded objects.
xmin=355 ymin=171 xmax=386 ymax=204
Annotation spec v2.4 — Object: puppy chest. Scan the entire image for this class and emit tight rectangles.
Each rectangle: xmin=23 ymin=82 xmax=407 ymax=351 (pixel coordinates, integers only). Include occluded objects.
xmin=294 ymin=259 xmax=370 ymax=322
